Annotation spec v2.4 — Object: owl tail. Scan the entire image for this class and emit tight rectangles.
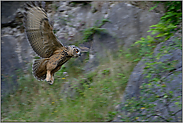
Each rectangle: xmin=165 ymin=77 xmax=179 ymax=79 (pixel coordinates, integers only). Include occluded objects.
xmin=32 ymin=58 xmax=49 ymax=81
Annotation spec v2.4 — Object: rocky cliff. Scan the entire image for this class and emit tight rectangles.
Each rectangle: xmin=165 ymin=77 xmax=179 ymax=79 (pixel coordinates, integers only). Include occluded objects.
xmin=1 ymin=1 xmax=182 ymax=122
xmin=1 ymin=1 xmax=162 ymax=97
xmin=113 ymin=31 xmax=182 ymax=122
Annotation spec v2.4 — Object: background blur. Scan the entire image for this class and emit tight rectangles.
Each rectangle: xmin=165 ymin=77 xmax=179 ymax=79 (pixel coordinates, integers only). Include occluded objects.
xmin=1 ymin=1 xmax=182 ymax=122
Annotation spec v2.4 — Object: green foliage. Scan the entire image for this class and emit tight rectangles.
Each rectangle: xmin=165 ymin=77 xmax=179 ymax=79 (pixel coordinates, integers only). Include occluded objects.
xmin=148 ymin=22 xmax=177 ymax=39
xmin=80 ymin=18 xmax=110 ymax=44
xmin=1 ymin=49 xmax=135 ymax=122
xmin=101 ymin=69 xmax=110 ymax=75
xmin=133 ymin=36 xmax=155 ymax=57
xmin=121 ymin=41 xmax=182 ymax=121
xmin=34 ymin=56 xmax=40 ymax=59
xmin=149 ymin=1 xmax=182 ymax=25
xmin=149 ymin=3 xmax=158 ymax=12
xmin=99 ymin=18 xmax=111 ymax=27
xmin=134 ymin=1 xmax=182 ymax=58
xmin=174 ymin=37 xmax=182 ymax=50
xmin=162 ymin=1 xmax=182 ymax=25
xmin=1 ymin=1 xmax=182 ymax=122
xmin=82 ymin=27 xmax=106 ymax=43
xmin=134 ymin=21 xmax=177 ymax=57
xmin=118 ymin=1 xmax=182 ymax=122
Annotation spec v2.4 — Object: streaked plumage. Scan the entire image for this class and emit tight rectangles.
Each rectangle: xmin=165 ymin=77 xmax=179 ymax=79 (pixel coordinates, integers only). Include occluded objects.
xmin=24 ymin=1 xmax=81 ymax=85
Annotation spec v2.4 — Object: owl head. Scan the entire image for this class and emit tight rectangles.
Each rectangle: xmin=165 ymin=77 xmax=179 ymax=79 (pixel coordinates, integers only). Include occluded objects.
xmin=68 ymin=45 xmax=81 ymax=57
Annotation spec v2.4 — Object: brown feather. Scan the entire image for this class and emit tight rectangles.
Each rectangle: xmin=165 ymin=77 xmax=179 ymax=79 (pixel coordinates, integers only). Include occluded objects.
xmin=32 ymin=58 xmax=49 ymax=80
xmin=24 ymin=2 xmax=81 ymax=84
xmin=24 ymin=2 xmax=63 ymax=58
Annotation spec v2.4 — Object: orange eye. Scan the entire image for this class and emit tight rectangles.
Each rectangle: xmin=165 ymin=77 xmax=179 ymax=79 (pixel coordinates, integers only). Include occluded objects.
xmin=76 ymin=49 xmax=79 ymax=53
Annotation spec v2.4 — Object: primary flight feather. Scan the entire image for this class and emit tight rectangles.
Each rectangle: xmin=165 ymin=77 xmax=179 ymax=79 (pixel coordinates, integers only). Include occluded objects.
xmin=24 ymin=1 xmax=81 ymax=85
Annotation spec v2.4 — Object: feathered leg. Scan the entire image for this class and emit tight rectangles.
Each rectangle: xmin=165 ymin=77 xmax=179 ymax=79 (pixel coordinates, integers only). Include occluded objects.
xmin=45 ymin=70 xmax=51 ymax=82
xmin=46 ymin=59 xmax=58 ymax=85
xmin=48 ymin=65 xmax=62 ymax=85
xmin=49 ymin=73 xmax=54 ymax=85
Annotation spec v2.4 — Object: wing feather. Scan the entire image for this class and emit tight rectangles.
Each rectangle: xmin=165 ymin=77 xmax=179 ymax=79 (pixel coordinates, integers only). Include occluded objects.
xmin=24 ymin=1 xmax=63 ymax=58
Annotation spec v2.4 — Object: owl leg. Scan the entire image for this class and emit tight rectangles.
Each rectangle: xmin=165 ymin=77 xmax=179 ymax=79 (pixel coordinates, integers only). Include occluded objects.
xmin=49 ymin=73 xmax=54 ymax=85
xmin=45 ymin=70 xmax=51 ymax=82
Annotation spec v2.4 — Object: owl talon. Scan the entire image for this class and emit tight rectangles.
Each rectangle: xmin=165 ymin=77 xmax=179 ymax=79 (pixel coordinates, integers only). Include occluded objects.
xmin=48 ymin=77 xmax=54 ymax=85
xmin=45 ymin=78 xmax=51 ymax=82
xmin=45 ymin=79 xmax=50 ymax=82
xmin=49 ymin=81 xmax=54 ymax=85
xmin=45 ymin=80 xmax=53 ymax=85
xmin=45 ymin=71 xmax=54 ymax=85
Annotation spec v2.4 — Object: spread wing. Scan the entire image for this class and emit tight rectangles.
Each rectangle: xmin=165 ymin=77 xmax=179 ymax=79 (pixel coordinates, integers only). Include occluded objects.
xmin=24 ymin=1 xmax=64 ymax=58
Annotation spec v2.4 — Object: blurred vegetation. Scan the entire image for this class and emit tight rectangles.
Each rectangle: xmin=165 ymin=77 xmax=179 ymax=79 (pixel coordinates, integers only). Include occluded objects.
xmin=119 ymin=1 xmax=182 ymax=121
xmin=133 ymin=1 xmax=182 ymax=58
xmin=1 ymin=1 xmax=182 ymax=122
xmin=78 ymin=18 xmax=111 ymax=44
xmin=1 ymin=49 xmax=138 ymax=122
xmin=121 ymin=37 xmax=182 ymax=122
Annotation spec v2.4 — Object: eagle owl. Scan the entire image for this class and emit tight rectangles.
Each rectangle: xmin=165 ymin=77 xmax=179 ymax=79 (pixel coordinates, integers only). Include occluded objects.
xmin=24 ymin=2 xmax=81 ymax=85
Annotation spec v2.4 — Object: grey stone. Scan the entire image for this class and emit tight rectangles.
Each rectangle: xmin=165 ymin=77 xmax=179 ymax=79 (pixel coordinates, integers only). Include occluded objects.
xmin=1 ymin=2 xmax=25 ymax=24
xmin=1 ymin=36 xmax=20 ymax=98
xmin=52 ymin=2 xmax=161 ymax=71
xmin=1 ymin=2 xmax=168 ymax=106
xmin=1 ymin=2 xmax=25 ymax=28
xmin=1 ymin=33 xmax=36 ymax=98
xmin=114 ymin=35 xmax=182 ymax=122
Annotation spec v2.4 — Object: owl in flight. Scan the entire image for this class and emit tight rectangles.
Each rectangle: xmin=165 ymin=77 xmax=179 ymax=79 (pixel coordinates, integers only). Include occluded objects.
xmin=24 ymin=1 xmax=81 ymax=85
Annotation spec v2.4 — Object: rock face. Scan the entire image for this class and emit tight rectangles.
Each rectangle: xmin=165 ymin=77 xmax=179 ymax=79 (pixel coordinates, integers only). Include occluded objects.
xmin=1 ymin=2 xmax=162 ymax=98
xmin=113 ymin=33 xmax=182 ymax=122
xmin=1 ymin=1 xmax=25 ymax=28
xmin=1 ymin=1 xmax=36 ymax=98
xmin=50 ymin=1 xmax=161 ymax=71
xmin=1 ymin=1 xmax=181 ymax=121
xmin=1 ymin=33 xmax=36 ymax=98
